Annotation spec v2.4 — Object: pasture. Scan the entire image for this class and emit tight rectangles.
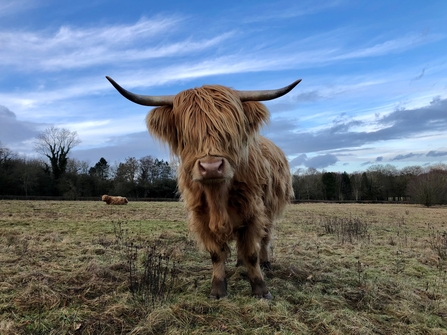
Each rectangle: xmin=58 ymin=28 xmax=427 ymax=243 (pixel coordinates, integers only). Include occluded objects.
xmin=1 ymin=200 xmax=447 ymax=334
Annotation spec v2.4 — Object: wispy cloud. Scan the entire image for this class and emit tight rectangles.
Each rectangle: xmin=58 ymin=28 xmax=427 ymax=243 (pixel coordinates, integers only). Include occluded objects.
xmin=289 ymin=153 xmax=339 ymax=169
xmin=391 ymin=153 xmax=423 ymax=161
xmin=242 ymin=1 xmax=341 ymax=23
xmin=334 ymin=33 xmax=441 ymax=60
xmin=0 ymin=16 xmax=196 ymax=71
xmin=2 ymin=13 xmax=443 ymax=77
xmin=267 ymin=97 xmax=447 ymax=159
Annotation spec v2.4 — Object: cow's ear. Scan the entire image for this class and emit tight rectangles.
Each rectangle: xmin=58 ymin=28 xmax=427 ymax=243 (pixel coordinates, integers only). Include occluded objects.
xmin=241 ymin=101 xmax=270 ymax=134
xmin=146 ymin=106 xmax=178 ymax=151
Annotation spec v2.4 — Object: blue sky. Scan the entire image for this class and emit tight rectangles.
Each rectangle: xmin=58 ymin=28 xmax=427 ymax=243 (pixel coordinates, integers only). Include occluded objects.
xmin=1 ymin=0 xmax=446 ymax=173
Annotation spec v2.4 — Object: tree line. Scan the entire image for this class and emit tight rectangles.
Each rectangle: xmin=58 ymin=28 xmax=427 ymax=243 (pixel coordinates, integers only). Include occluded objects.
xmin=0 ymin=150 xmax=178 ymax=200
xmin=293 ymin=164 xmax=447 ymax=207
xmin=1 ymin=127 xmax=446 ymax=206
xmin=0 ymin=127 xmax=178 ymax=199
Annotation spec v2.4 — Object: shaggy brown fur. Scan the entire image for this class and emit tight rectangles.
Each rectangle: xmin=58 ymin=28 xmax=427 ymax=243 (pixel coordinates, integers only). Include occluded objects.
xmin=146 ymin=85 xmax=293 ymax=299
xmin=101 ymin=194 xmax=129 ymax=205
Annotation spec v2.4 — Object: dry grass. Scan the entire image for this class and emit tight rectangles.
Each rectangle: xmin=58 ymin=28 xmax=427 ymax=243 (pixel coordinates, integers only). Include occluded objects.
xmin=1 ymin=200 xmax=447 ymax=334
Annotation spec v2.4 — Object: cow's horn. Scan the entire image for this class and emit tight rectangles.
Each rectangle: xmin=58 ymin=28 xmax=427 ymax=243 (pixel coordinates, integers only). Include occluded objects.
xmin=106 ymin=76 xmax=175 ymax=106
xmin=106 ymin=76 xmax=302 ymax=106
xmin=237 ymin=79 xmax=302 ymax=102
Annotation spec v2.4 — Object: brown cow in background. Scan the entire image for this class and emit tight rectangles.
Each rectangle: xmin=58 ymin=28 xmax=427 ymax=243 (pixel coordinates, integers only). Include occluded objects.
xmin=102 ymin=194 xmax=128 ymax=205
xmin=106 ymin=76 xmax=300 ymax=299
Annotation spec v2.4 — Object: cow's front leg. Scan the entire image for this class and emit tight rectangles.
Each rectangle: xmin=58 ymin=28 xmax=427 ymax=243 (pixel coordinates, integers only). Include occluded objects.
xmin=259 ymin=233 xmax=272 ymax=271
xmin=237 ymin=224 xmax=273 ymax=299
xmin=209 ymin=244 xmax=229 ymax=299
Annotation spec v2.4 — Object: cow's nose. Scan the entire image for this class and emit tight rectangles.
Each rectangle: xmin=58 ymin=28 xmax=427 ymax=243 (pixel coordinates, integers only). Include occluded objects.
xmin=198 ymin=159 xmax=224 ymax=178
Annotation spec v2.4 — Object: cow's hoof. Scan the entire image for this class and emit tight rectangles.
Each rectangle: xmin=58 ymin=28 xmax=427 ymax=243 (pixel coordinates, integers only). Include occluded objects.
xmin=209 ymin=293 xmax=228 ymax=300
xmin=210 ymin=277 xmax=227 ymax=300
xmin=254 ymin=291 xmax=273 ymax=300
xmin=263 ymin=291 xmax=273 ymax=300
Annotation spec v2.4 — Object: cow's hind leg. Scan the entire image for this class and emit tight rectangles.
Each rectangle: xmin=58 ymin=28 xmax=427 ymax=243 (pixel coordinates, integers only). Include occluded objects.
xmin=208 ymin=243 xmax=230 ymax=299
xmin=237 ymin=224 xmax=273 ymax=299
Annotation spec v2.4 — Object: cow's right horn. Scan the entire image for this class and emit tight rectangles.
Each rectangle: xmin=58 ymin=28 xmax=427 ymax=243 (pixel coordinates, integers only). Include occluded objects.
xmin=106 ymin=76 xmax=174 ymax=106
xmin=237 ymin=79 xmax=302 ymax=102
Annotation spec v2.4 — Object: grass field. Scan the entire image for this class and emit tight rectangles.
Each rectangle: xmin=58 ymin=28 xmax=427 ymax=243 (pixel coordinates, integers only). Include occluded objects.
xmin=1 ymin=200 xmax=447 ymax=334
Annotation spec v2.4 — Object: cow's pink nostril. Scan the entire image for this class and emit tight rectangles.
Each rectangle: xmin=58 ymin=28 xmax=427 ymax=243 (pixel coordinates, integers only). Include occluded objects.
xmin=199 ymin=159 xmax=224 ymax=177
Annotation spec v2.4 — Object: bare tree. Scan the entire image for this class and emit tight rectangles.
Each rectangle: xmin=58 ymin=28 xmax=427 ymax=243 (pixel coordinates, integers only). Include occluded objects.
xmin=67 ymin=158 xmax=90 ymax=175
xmin=350 ymin=172 xmax=362 ymax=201
xmin=15 ymin=157 xmax=45 ymax=197
xmin=408 ymin=165 xmax=447 ymax=207
xmin=293 ymin=167 xmax=323 ymax=200
xmin=138 ymin=155 xmax=155 ymax=184
xmin=34 ymin=126 xmax=81 ymax=180
xmin=0 ymin=141 xmax=16 ymax=164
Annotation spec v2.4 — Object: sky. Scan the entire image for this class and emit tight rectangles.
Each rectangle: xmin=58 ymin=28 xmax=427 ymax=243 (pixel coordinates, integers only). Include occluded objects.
xmin=0 ymin=0 xmax=446 ymax=173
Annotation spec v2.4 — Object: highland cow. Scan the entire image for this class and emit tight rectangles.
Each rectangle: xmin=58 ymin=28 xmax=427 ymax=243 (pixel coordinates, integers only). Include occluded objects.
xmin=101 ymin=194 xmax=129 ymax=205
xmin=106 ymin=76 xmax=300 ymax=299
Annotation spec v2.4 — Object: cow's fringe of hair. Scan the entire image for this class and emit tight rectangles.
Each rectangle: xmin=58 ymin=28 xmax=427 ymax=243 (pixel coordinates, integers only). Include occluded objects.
xmin=146 ymin=86 xmax=269 ymax=160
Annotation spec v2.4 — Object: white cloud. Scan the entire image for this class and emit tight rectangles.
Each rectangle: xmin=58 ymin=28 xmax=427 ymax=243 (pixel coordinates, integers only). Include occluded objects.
xmin=334 ymin=33 xmax=445 ymax=60
xmin=0 ymin=16 xmax=189 ymax=71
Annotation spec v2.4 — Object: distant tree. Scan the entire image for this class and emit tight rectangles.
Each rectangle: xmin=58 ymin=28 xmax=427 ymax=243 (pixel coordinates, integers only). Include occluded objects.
xmin=408 ymin=165 xmax=447 ymax=207
xmin=134 ymin=156 xmax=176 ymax=198
xmin=339 ymin=172 xmax=352 ymax=200
xmin=350 ymin=172 xmax=362 ymax=201
xmin=115 ymin=157 xmax=139 ymax=183
xmin=34 ymin=126 xmax=81 ymax=180
xmin=89 ymin=157 xmax=110 ymax=180
xmin=137 ymin=156 xmax=155 ymax=197
xmin=401 ymin=165 xmax=424 ymax=177
xmin=293 ymin=168 xmax=309 ymax=200
xmin=360 ymin=172 xmax=371 ymax=200
xmin=292 ymin=168 xmax=304 ymax=200
xmin=0 ymin=142 xmax=15 ymax=164
xmin=64 ymin=157 xmax=111 ymax=197
xmin=389 ymin=165 xmax=423 ymax=202
xmin=0 ymin=143 xmax=52 ymax=196
xmin=300 ymin=168 xmax=323 ymax=200
xmin=138 ymin=156 xmax=155 ymax=184
xmin=145 ymin=158 xmax=173 ymax=182
xmin=66 ymin=158 xmax=90 ymax=175
xmin=0 ymin=143 xmax=18 ymax=195
xmin=113 ymin=157 xmax=139 ymax=196
xmin=322 ymin=172 xmax=337 ymax=200
xmin=15 ymin=158 xmax=45 ymax=196
xmin=150 ymin=178 xmax=178 ymax=198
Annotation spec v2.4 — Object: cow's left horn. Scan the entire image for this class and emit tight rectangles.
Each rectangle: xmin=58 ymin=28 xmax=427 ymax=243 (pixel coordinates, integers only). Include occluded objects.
xmin=106 ymin=76 xmax=174 ymax=106
xmin=237 ymin=79 xmax=302 ymax=102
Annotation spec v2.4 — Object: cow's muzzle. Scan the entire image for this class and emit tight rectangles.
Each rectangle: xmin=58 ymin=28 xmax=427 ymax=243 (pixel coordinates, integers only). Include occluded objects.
xmin=193 ymin=156 xmax=233 ymax=183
